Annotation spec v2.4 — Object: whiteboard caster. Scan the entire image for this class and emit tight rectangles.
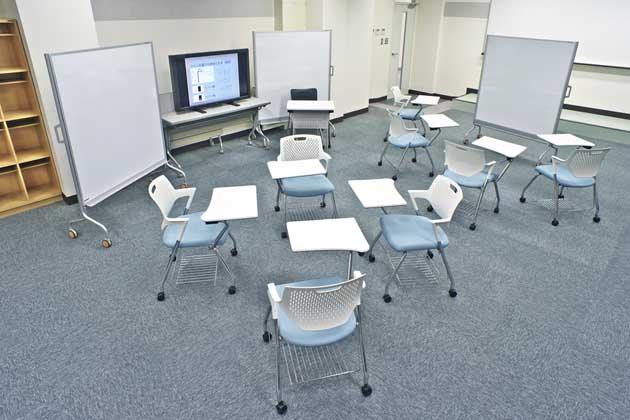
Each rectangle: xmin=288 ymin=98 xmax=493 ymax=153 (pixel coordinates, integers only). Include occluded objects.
xmin=101 ymin=238 xmax=112 ymax=248
xmin=67 ymin=228 xmax=78 ymax=239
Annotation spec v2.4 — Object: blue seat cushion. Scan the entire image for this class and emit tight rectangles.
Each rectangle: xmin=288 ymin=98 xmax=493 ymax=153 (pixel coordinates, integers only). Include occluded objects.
xmin=276 ymin=277 xmax=357 ymax=347
xmin=535 ymin=165 xmax=594 ymax=188
xmin=280 ymin=174 xmax=334 ymax=197
xmin=162 ymin=212 xmax=228 ymax=249
xmin=444 ymin=169 xmax=497 ymax=189
xmin=399 ymin=108 xmax=421 ymax=120
xmin=389 ymin=132 xmax=430 ymax=148
xmin=381 ymin=214 xmax=448 ymax=252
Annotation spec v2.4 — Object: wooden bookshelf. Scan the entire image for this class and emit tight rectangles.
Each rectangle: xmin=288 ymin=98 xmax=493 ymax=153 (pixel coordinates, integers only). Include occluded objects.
xmin=0 ymin=19 xmax=60 ymax=218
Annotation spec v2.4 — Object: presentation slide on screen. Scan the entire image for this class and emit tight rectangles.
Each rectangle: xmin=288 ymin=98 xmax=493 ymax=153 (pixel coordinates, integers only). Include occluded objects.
xmin=185 ymin=53 xmax=240 ymax=106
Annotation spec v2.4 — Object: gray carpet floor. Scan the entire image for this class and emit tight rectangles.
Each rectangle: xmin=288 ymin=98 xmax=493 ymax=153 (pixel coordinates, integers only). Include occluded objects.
xmin=1 ymin=106 xmax=629 ymax=420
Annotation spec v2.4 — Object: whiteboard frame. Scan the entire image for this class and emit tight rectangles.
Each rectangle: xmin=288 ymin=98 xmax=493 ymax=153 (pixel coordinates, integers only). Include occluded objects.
xmin=253 ymin=30 xmax=332 ymax=125
xmin=46 ymin=42 xmax=167 ymax=208
xmin=473 ymin=35 xmax=578 ymax=140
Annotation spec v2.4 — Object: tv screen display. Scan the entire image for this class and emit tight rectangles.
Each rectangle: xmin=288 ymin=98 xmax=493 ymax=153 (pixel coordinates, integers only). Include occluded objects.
xmin=169 ymin=48 xmax=250 ymax=112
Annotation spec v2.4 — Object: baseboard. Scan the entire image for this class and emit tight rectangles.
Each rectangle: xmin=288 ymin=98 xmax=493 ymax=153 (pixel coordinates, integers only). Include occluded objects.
xmin=62 ymin=193 xmax=78 ymax=205
xmin=369 ymin=95 xmax=387 ymax=103
xmin=407 ymin=89 xmax=457 ymax=101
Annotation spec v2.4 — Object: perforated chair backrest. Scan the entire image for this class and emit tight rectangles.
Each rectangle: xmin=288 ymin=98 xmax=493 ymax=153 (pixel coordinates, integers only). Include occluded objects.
xmin=279 ymin=135 xmax=324 ymax=161
xmin=391 ymin=86 xmax=405 ymax=104
xmin=388 ymin=111 xmax=409 ymax=138
xmin=148 ymin=175 xmax=180 ymax=229
xmin=290 ymin=88 xmax=318 ymax=101
xmin=427 ymin=175 xmax=464 ymax=221
xmin=280 ymin=274 xmax=365 ymax=331
xmin=566 ymin=147 xmax=610 ymax=178
xmin=444 ymin=141 xmax=487 ymax=177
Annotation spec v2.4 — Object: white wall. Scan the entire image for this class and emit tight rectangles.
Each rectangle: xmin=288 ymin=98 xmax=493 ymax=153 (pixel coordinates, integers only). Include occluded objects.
xmin=10 ymin=0 xmax=99 ymax=197
xmin=369 ymin=0 xmax=394 ymax=99
xmin=282 ymin=0 xmax=306 ymax=30
xmin=95 ymin=17 xmax=274 ymax=97
xmin=408 ymin=0 xmax=444 ymax=93
xmin=344 ymin=0 xmax=372 ymax=113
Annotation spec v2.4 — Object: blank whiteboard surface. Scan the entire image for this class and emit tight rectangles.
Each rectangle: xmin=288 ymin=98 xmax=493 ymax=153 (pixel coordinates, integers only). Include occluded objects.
xmin=48 ymin=43 xmax=166 ymax=206
xmin=487 ymin=0 xmax=630 ymax=68
xmin=254 ymin=31 xmax=331 ymax=123
xmin=475 ymin=36 xmax=577 ymax=137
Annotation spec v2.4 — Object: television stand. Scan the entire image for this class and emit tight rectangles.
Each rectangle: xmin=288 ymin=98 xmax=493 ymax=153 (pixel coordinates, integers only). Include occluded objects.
xmin=194 ymin=108 xmax=207 ymax=114
xmin=226 ymin=101 xmax=241 ymax=107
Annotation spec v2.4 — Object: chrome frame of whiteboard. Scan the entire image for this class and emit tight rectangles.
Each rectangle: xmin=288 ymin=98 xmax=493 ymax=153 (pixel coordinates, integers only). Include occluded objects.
xmin=469 ymin=35 xmax=578 ymax=143
xmin=46 ymin=42 xmax=183 ymax=245
xmin=253 ymin=30 xmax=333 ymax=125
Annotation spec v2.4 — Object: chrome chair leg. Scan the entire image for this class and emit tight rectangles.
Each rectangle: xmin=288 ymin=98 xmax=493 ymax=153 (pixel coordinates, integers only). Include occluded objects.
xmin=469 ymin=182 xmax=489 ymax=231
xmin=356 ymin=305 xmax=372 ymax=396
xmin=392 ymin=145 xmax=411 ymax=181
xmin=412 ymin=148 xmax=417 ymax=163
xmin=383 ymin=251 xmax=407 ymax=303
xmin=214 ymin=248 xmax=236 ymax=294
xmin=593 ymin=182 xmax=600 ymax=223
xmin=321 ymin=194 xmax=326 ymax=208
xmin=378 ymin=143 xmax=390 ymax=165
xmin=439 ymin=247 xmax=457 ymax=297
xmin=367 ymin=230 xmax=382 ymax=262
xmin=559 ymin=185 xmax=565 ymax=199
xmin=281 ymin=194 xmax=288 ymax=239
xmin=262 ymin=304 xmax=272 ymax=343
xmin=274 ymin=321 xmax=287 ymax=414
xmin=157 ymin=242 xmax=180 ymax=301
xmin=228 ymin=232 xmax=238 ymax=256
xmin=492 ymin=181 xmax=501 ymax=214
xmin=274 ymin=184 xmax=282 ymax=212
xmin=424 ymin=147 xmax=436 ymax=177
xmin=520 ymin=174 xmax=540 ymax=202
xmin=330 ymin=191 xmax=339 ymax=218
xmin=552 ymin=177 xmax=560 ymax=226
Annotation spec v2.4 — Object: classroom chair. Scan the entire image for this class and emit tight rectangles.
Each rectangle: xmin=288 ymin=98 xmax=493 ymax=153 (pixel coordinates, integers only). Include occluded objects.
xmin=274 ymin=135 xmax=337 ymax=238
xmin=519 ymin=147 xmax=610 ymax=226
xmin=442 ymin=141 xmax=498 ymax=231
xmin=378 ymin=110 xmax=436 ymax=181
xmin=289 ymin=87 xmax=337 ymax=139
xmin=265 ymin=271 xmax=371 ymax=415
xmin=383 ymin=86 xmax=422 ymax=143
xmin=148 ymin=175 xmax=238 ymax=301
xmin=367 ymin=175 xmax=463 ymax=302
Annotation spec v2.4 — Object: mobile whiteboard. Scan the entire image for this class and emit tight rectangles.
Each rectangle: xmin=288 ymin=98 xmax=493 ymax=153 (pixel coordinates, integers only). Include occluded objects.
xmin=254 ymin=31 xmax=331 ymax=124
xmin=474 ymin=36 xmax=577 ymax=138
xmin=47 ymin=42 xmax=166 ymax=208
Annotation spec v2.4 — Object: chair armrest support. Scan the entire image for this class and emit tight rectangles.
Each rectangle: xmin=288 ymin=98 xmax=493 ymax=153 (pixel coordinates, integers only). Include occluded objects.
xmin=172 ymin=187 xmax=196 ymax=212
xmin=267 ymin=283 xmax=282 ymax=320
xmin=551 ymin=155 xmax=566 ymax=173
xmin=408 ymin=189 xmax=431 ymax=213
xmin=430 ymin=218 xmax=450 ymax=245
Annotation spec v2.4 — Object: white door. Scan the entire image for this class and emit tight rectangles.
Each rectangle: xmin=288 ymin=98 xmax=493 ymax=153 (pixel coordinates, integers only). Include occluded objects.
xmin=388 ymin=7 xmax=408 ymax=91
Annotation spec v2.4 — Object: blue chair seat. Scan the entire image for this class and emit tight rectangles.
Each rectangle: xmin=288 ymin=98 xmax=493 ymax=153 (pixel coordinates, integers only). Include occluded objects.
xmin=535 ymin=165 xmax=594 ymax=188
xmin=381 ymin=214 xmax=448 ymax=252
xmin=444 ymin=169 xmax=497 ymax=189
xmin=389 ymin=132 xmax=430 ymax=148
xmin=162 ymin=212 xmax=228 ymax=248
xmin=276 ymin=277 xmax=357 ymax=346
xmin=399 ymin=108 xmax=421 ymax=120
xmin=280 ymin=174 xmax=334 ymax=197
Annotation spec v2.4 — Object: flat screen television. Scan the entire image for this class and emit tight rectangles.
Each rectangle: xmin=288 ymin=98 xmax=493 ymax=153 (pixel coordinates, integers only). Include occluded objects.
xmin=169 ymin=48 xmax=250 ymax=112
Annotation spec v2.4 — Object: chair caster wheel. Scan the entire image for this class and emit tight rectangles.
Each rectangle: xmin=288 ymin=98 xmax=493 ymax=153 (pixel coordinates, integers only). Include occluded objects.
xmin=552 ymin=219 xmax=559 ymax=226
xmin=494 ymin=207 xmax=499 ymax=214
xmin=448 ymin=289 xmax=457 ymax=298
xmin=230 ymin=248 xmax=238 ymax=256
xmin=383 ymin=137 xmax=388 ymax=142
xmin=558 ymin=194 xmax=564 ymax=199
xmin=427 ymin=250 xmax=434 ymax=259
xmin=383 ymin=294 xmax=392 ymax=303
xmin=519 ymin=197 xmax=526 ymax=203
xmin=368 ymin=254 xmax=375 ymax=263
xmin=262 ymin=331 xmax=272 ymax=343
xmin=469 ymin=223 xmax=476 ymax=231
xmin=361 ymin=384 xmax=373 ymax=397
xmin=377 ymin=161 xmax=383 ymax=166
xmin=276 ymin=401 xmax=288 ymax=415
xmin=67 ymin=228 xmax=78 ymax=239
xmin=320 ymin=201 xmax=326 ymax=208
xmin=428 ymin=172 xmax=434 ymax=177
xmin=358 ymin=252 xmax=365 ymax=256
xmin=281 ymin=231 xmax=287 ymax=239
xmin=593 ymin=216 xmax=600 ymax=223
xmin=157 ymin=292 xmax=165 ymax=301
xmin=228 ymin=286 xmax=236 ymax=295
xmin=392 ymin=175 xmax=398 ymax=181
xmin=427 ymin=205 xmax=433 ymax=212
xmin=274 ymin=205 xmax=280 ymax=212
xmin=412 ymin=158 xmax=417 ymax=163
